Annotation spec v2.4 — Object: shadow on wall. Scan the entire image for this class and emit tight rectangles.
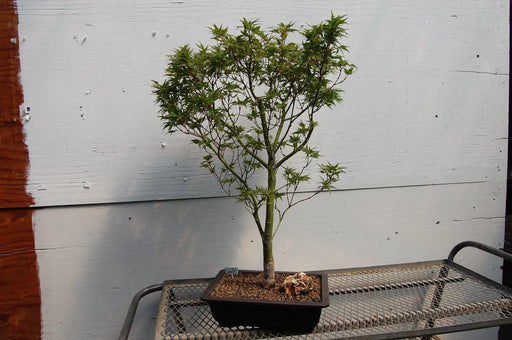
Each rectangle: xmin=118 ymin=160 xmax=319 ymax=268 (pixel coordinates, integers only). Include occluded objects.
xmin=33 ymin=181 xmax=506 ymax=339
xmin=34 ymin=197 xmax=260 ymax=339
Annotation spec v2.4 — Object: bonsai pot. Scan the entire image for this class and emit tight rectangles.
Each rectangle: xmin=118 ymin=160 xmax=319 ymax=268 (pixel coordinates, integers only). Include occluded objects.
xmin=200 ymin=270 xmax=329 ymax=332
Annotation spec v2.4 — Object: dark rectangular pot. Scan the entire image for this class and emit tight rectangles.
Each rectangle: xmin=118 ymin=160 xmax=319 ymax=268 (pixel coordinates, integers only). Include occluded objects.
xmin=200 ymin=270 xmax=329 ymax=332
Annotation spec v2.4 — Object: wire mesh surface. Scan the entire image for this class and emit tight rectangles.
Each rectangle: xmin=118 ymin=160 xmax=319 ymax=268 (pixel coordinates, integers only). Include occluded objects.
xmin=154 ymin=261 xmax=512 ymax=340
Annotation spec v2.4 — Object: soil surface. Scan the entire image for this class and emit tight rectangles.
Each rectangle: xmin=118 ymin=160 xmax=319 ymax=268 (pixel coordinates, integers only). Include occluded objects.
xmin=209 ymin=272 xmax=322 ymax=303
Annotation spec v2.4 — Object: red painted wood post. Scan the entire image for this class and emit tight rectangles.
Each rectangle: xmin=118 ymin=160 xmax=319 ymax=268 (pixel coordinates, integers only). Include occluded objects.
xmin=0 ymin=0 xmax=41 ymax=339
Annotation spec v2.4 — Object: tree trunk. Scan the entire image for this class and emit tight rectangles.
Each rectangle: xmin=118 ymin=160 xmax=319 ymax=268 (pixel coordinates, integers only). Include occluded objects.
xmin=262 ymin=163 xmax=276 ymax=288
xmin=262 ymin=231 xmax=275 ymax=288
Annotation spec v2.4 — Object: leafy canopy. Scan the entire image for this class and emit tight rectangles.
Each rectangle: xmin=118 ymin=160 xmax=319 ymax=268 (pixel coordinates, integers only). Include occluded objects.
xmin=153 ymin=14 xmax=354 ymax=237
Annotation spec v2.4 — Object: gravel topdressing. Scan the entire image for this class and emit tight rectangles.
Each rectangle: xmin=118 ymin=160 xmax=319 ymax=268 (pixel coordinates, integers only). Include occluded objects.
xmin=209 ymin=272 xmax=322 ymax=303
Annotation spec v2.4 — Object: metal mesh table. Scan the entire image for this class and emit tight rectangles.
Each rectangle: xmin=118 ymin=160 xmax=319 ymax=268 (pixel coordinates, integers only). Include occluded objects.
xmin=119 ymin=242 xmax=512 ymax=340
xmin=153 ymin=261 xmax=512 ymax=340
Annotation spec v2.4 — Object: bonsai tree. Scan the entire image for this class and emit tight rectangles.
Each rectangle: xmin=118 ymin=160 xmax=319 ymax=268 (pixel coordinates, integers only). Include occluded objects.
xmin=153 ymin=14 xmax=354 ymax=288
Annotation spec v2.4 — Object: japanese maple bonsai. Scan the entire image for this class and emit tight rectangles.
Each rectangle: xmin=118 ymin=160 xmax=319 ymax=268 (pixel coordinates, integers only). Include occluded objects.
xmin=153 ymin=14 xmax=354 ymax=289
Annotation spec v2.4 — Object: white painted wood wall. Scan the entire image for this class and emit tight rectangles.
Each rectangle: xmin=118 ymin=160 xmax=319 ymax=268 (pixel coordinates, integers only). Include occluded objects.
xmin=17 ymin=0 xmax=508 ymax=339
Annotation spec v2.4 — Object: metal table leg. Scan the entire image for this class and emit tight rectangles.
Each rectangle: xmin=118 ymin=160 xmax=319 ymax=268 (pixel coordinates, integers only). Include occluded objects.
xmin=119 ymin=283 xmax=163 ymax=340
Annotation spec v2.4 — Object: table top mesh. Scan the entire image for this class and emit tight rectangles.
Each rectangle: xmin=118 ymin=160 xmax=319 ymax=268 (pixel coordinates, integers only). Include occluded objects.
xmin=154 ymin=261 xmax=512 ymax=340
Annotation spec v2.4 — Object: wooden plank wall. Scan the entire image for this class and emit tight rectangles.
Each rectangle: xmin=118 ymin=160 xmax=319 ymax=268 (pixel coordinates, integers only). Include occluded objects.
xmin=0 ymin=1 xmax=40 ymax=339
xmin=17 ymin=0 xmax=509 ymax=207
xmin=1 ymin=0 xmax=509 ymax=339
